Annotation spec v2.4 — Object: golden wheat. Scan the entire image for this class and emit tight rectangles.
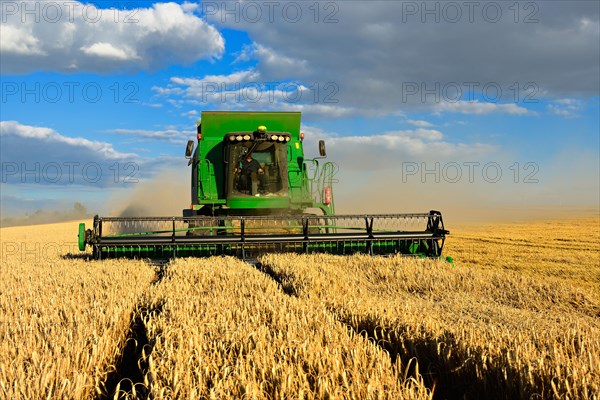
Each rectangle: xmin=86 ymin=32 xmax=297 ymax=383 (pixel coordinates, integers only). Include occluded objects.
xmin=141 ymin=257 xmax=431 ymax=399
xmin=259 ymin=217 xmax=600 ymax=399
xmin=0 ymin=222 xmax=156 ymax=399
xmin=445 ymin=216 xmax=600 ymax=291
xmin=1 ymin=217 xmax=598 ymax=399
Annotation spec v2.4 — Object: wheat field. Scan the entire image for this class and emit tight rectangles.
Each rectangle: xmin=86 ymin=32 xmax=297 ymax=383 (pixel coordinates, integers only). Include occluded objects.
xmin=0 ymin=216 xmax=598 ymax=399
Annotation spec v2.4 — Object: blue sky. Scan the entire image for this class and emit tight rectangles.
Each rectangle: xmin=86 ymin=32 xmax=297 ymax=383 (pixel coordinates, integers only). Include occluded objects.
xmin=1 ymin=0 xmax=599 ymax=222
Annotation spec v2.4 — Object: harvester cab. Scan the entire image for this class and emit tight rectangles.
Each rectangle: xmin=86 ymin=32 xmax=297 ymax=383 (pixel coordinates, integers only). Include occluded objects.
xmin=224 ymin=128 xmax=290 ymax=198
xmin=78 ymin=111 xmax=449 ymax=260
xmin=183 ymin=111 xmax=335 ymax=218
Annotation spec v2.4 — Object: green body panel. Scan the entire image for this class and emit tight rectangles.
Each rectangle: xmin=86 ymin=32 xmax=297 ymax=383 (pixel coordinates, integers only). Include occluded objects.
xmin=227 ymin=196 xmax=290 ymax=209
xmin=191 ymin=111 xmax=331 ymax=216
xmin=202 ymin=111 xmax=302 ymax=139
xmin=198 ymin=159 xmax=219 ymax=200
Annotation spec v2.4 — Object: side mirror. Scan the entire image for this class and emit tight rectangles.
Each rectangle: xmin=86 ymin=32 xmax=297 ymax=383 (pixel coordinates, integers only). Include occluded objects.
xmin=318 ymin=140 xmax=327 ymax=157
xmin=185 ymin=140 xmax=194 ymax=158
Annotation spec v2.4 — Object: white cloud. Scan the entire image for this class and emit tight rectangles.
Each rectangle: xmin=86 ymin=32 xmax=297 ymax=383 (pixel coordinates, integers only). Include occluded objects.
xmin=141 ymin=102 xmax=164 ymax=108
xmin=302 ymin=125 xmax=496 ymax=171
xmin=181 ymin=2 xmax=199 ymax=13
xmin=205 ymin=2 xmax=598 ymax=113
xmin=434 ymin=101 xmax=533 ymax=116
xmin=547 ymin=98 xmax=583 ymax=118
xmin=182 ymin=110 xmax=199 ymax=118
xmin=1 ymin=121 xmax=135 ymax=159
xmin=278 ymin=103 xmax=356 ymax=119
xmin=406 ymin=120 xmax=434 ymax=128
xmin=171 ymin=69 xmax=261 ymax=87
xmin=157 ymin=59 xmax=542 ymax=120
xmin=328 ymin=131 xmax=492 ymax=158
xmin=109 ymin=128 xmax=194 ymax=144
xmin=1 ymin=1 xmax=224 ymax=73
xmin=0 ymin=25 xmax=45 ymax=56
xmin=0 ymin=121 xmax=187 ymax=193
xmin=155 ymin=69 xmax=394 ymax=119
xmin=236 ymin=43 xmax=310 ymax=78
xmin=80 ymin=42 xmax=139 ymax=61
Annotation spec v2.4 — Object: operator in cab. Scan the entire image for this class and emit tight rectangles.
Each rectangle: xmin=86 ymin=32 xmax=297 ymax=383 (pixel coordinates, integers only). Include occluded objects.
xmin=236 ymin=153 xmax=265 ymax=195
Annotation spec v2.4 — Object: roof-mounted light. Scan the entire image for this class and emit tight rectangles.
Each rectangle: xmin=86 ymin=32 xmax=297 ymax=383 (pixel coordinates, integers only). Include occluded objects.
xmin=236 ymin=135 xmax=243 ymax=141
xmin=243 ymin=134 xmax=251 ymax=141
xmin=300 ymin=132 xmax=305 ymax=141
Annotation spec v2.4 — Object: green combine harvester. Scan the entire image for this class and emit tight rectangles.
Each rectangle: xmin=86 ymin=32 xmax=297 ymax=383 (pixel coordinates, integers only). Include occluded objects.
xmin=78 ymin=111 xmax=449 ymax=260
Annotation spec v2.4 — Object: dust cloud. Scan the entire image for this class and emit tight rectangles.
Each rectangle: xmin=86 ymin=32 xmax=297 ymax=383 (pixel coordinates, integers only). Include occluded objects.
xmin=0 ymin=202 xmax=92 ymax=227
xmin=4 ymin=158 xmax=596 ymax=229
xmin=331 ymin=168 xmax=599 ymax=226
xmin=108 ymin=168 xmax=189 ymax=217
xmin=105 ymin=161 xmax=598 ymax=224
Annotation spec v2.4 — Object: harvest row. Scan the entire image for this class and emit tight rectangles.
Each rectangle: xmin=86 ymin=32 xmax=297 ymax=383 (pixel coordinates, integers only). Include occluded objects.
xmin=0 ymin=257 xmax=156 ymax=399
xmin=141 ymin=257 xmax=431 ymax=399
xmin=259 ymin=253 xmax=600 ymax=399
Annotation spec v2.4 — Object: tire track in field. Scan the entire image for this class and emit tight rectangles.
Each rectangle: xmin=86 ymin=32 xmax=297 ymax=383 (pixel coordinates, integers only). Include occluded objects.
xmin=252 ymin=261 xmax=443 ymax=395
xmin=98 ymin=261 xmax=167 ymax=400
xmin=255 ymin=259 xmax=527 ymax=400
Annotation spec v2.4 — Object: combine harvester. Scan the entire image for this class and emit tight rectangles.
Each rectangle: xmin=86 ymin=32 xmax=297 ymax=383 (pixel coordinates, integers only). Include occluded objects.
xmin=78 ymin=111 xmax=449 ymax=260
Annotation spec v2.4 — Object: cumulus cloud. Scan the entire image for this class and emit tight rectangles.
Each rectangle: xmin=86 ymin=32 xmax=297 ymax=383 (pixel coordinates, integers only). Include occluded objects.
xmin=433 ymin=101 xmax=534 ymax=116
xmin=235 ymin=43 xmax=310 ymax=79
xmin=547 ymin=98 xmax=584 ymax=118
xmin=202 ymin=1 xmax=598 ymax=115
xmin=0 ymin=121 xmax=193 ymax=219
xmin=109 ymin=128 xmax=194 ymax=144
xmin=0 ymin=121 xmax=161 ymax=189
xmin=301 ymin=125 xmax=496 ymax=172
xmin=0 ymin=1 xmax=224 ymax=73
xmin=406 ymin=120 xmax=434 ymax=128
xmin=1 ymin=120 xmax=136 ymax=159
xmin=170 ymin=69 xmax=262 ymax=91
xmin=0 ymin=25 xmax=46 ymax=55
xmin=80 ymin=42 xmax=139 ymax=61
xmin=154 ymin=69 xmax=358 ymax=119
xmin=156 ymin=69 xmax=538 ymax=119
